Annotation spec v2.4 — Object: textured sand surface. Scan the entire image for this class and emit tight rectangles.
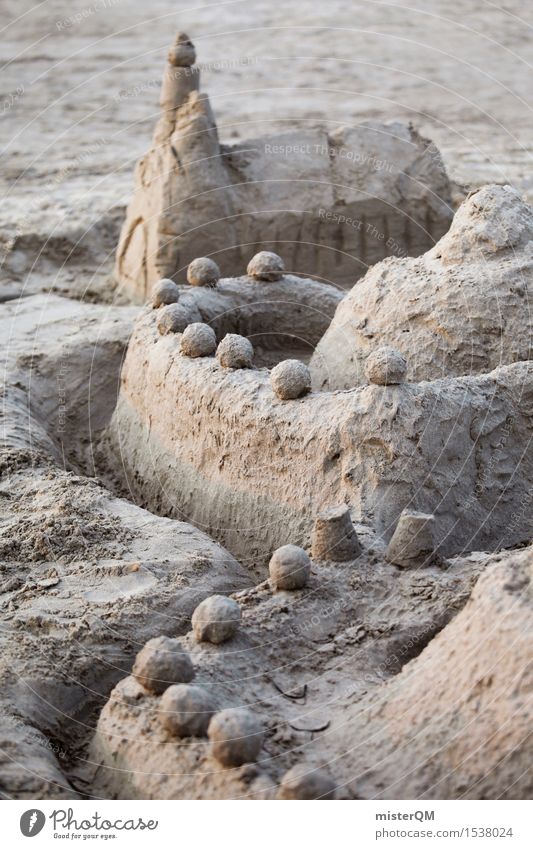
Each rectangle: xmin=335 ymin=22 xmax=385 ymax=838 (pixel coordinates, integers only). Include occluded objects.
xmin=1 ymin=1 xmax=532 ymax=802
xmin=2 ymin=0 xmax=533 ymax=190
xmin=0 ymin=294 xmax=248 ymax=798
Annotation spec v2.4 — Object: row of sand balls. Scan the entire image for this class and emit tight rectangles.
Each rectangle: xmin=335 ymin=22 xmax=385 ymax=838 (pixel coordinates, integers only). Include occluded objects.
xmin=130 ymin=517 xmax=358 ymax=786
xmin=132 ymin=595 xmax=334 ymax=793
xmin=131 ymin=548 xmax=316 ymax=749
xmin=167 ymin=314 xmax=405 ymax=389
xmin=132 ymin=630 xmax=334 ymax=793
xmin=152 ymin=281 xmax=311 ymax=395
xmin=186 ymin=584 xmax=337 ymax=802
xmin=152 ymin=274 xmax=312 ymax=395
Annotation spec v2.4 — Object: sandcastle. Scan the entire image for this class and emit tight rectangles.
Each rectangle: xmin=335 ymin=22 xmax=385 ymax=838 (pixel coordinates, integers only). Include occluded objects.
xmin=102 ymin=241 xmax=533 ymax=568
xmin=114 ymin=33 xmax=453 ymax=301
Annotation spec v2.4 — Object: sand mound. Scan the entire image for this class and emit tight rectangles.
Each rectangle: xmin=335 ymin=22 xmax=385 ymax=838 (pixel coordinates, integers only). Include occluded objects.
xmin=346 ymin=549 xmax=533 ymax=799
xmin=89 ymin=536 xmax=486 ymax=800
